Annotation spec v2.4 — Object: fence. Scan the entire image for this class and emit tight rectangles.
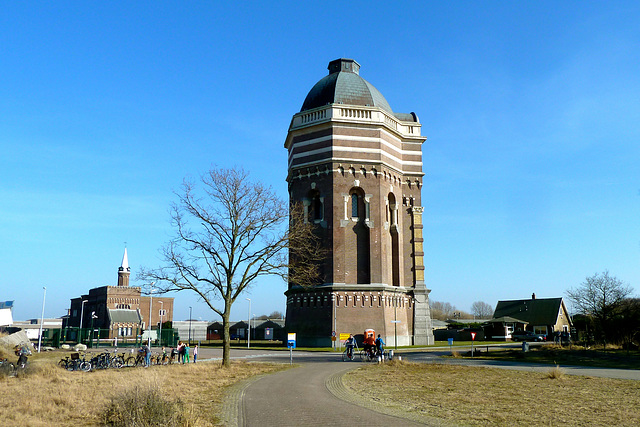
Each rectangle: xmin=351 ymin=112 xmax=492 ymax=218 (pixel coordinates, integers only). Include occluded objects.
xmin=36 ymin=327 xmax=179 ymax=348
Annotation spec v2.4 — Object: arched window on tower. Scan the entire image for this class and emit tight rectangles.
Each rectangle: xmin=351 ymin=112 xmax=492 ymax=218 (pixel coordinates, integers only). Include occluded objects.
xmin=307 ymin=190 xmax=324 ymax=222
xmin=349 ymin=188 xmax=370 ymax=283
xmin=312 ymin=193 xmax=323 ymax=221
xmin=351 ymin=193 xmax=359 ymax=218
xmin=388 ymin=193 xmax=400 ymax=286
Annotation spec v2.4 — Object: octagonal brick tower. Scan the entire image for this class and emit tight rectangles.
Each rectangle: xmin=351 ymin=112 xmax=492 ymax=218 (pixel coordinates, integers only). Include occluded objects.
xmin=285 ymin=58 xmax=434 ymax=347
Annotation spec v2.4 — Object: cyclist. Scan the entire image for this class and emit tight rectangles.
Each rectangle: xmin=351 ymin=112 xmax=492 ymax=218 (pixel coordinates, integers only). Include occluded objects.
xmin=345 ymin=334 xmax=357 ymax=359
xmin=363 ymin=331 xmax=376 ymax=357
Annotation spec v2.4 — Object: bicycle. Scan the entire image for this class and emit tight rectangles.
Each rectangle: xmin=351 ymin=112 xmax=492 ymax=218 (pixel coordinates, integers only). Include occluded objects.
xmin=0 ymin=358 xmax=15 ymax=377
xmin=64 ymin=352 xmax=91 ymax=371
xmin=360 ymin=347 xmax=386 ymax=362
xmin=125 ymin=352 xmax=145 ymax=367
xmin=342 ymin=342 xmax=359 ymax=361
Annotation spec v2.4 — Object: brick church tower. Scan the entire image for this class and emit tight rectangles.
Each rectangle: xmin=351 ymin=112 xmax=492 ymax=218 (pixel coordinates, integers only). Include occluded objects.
xmin=285 ymin=58 xmax=434 ymax=347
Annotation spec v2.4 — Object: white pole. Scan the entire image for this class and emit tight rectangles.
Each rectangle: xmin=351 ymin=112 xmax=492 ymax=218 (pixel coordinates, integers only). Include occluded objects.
xmin=159 ymin=301 xmax=163 ymax=346
xmin=79 ymin=299 xmax=88 ymax=342
xmin=246 ymin=298 xmax=251 ymax=348
xmin=37 ymin=287 xmax=46 ymax=353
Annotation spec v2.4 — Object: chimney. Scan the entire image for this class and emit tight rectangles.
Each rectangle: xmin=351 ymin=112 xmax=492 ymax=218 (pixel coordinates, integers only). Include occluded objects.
xmin=532 ymin=293 xmax=536 ymax=300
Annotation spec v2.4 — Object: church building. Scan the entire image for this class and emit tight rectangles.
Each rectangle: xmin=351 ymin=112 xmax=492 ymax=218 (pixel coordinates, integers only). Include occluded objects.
xmin=284 ymin=58 xmax=434 ymax=347
xmin=66 ymin=249 xmax=174 ymax=341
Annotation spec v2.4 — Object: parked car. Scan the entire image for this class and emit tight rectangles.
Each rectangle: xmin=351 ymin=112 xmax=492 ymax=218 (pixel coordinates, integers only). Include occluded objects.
xmin=511 ymin=330 xmax=546 ymax=342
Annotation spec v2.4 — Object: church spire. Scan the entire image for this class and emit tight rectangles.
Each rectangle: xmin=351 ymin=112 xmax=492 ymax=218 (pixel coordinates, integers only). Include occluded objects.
xmin=121 ymin=247 xmax=129 ymax=271
xmin=117 ymin=247 xmax=130 ymax=287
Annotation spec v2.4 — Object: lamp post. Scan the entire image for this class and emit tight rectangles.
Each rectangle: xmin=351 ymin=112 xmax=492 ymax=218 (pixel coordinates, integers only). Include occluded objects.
xmin=188 ymin=306 xmax=192 ymax=345
xmin=79 ymin=299 xmax=88 ymax=343
xmin=89 ymin=311 xmax=97 ymax=348
xmin=246 ymin=298 xmax=251 ymax=348
xmin=159 ymin=301 xmax=164 ymax=346
xmin=148 ymin=282 xmax=154 ymax=348
xmin=37 ymin=287 xmax=46 ymax=353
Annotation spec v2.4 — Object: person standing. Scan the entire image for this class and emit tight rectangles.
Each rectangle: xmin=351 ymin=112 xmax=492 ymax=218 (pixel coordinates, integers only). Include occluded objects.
xmin=193 ymin=344 xmax=198 ymax=363
xmin=143 ymin=343 xmax=151 ymax=367
xmin=375 ymin=334 xmax=386 ymax=357
xmin=177 ymin=341 xmax=185 ymax=364
xmin=184 ymin=342 xmax=190 ymax=363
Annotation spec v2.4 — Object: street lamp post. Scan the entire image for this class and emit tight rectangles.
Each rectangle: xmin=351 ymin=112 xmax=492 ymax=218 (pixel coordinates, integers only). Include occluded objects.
xmin=189 ymin=306 xmax=192 ymax=345
xmin=79 ymin=299 xmax=88 ymax=343
xmin=37 ymin=287 xmax=46 ymax=353
xmin=148 ymin=283 xmax=154 ymax=348
xmin=246 ymin=298 xmax=251 ymax=348
xmin=90 ymin=311 xmax=98 ymax=348
xmin=159 ymin=301 xmax=164 ymax=346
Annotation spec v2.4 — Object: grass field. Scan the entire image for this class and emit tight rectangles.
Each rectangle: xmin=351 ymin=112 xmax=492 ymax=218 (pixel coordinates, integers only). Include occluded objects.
xmin=343 ymin=360 xmax=640 ymax=426
xmin=0 ymin=349 xmax=286 ymax=426
xmin=465 ymin=344 xmax=640 ymax=370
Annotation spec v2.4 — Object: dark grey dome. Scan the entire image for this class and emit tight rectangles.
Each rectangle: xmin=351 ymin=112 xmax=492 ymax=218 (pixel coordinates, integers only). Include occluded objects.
xmin=301 ymin=58 xmax=393 ymax=113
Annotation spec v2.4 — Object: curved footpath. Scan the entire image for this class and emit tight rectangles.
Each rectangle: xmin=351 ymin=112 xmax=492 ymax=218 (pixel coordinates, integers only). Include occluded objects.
xmin=220 ymin=361 xmax=449 ymax=427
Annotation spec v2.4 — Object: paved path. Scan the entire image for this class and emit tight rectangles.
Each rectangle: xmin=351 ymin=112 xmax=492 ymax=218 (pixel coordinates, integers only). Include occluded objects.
xmin=222 ymin=361 xmax=440 ymax=427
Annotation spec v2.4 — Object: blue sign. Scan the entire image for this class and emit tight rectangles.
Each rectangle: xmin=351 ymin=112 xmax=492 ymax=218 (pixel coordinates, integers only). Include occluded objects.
xmin=448 ymin=338 xmax=454 ymax=346
xmin=287 ymin=340 xmax=296 ymax=349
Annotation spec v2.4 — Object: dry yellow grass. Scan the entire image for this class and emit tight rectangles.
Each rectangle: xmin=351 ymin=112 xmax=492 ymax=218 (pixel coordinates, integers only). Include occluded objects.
xmin=343 ymin=360 xmax=640 ymax=426
xmin=0 ymin=353 xmax=286 ymax=426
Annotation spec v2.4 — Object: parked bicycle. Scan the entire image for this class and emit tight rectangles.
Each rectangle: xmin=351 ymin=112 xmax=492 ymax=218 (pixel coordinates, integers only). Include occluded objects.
xmin=58 ymin=352 xmax=91 ymax=371
xmin=0 ymin=357 xmax=15 ymax=376
xmin=125 ymin=348 xmax=145 ymax=367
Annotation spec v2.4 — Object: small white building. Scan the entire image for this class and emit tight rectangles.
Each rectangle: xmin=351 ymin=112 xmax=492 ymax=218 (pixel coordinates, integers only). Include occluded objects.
xmin=173 ymin=320 xmax=208 ymax=343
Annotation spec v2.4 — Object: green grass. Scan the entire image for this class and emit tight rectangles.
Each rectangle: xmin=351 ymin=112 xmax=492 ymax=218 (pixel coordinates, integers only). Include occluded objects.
xmin=460 ymin=345 xmax=640 ymax=370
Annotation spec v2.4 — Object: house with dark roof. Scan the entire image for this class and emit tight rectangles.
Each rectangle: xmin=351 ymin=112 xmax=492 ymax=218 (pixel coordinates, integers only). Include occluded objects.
xmin=487 ymin=294 xmax=572 ymax=340
xmin=253 ymin=319 xmax=286 ymax=341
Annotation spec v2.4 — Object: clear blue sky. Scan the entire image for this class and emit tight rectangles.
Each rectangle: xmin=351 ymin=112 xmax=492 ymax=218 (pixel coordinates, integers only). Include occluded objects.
xmin=2 ymin=2 xmax=638 ymax=322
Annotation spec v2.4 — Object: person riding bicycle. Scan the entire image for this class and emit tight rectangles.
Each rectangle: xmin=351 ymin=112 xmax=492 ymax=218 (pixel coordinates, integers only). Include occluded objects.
xmin=345 ymin=334 xmax=356 ymax=359
xmin=363 ymin=331 xmax=376 ymax=357
xmin=375 ymin=334 xmax=385 ymax=357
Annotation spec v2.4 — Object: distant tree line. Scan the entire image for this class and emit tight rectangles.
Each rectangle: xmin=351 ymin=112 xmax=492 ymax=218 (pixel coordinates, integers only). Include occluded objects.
xmin=253 ymin=311 xmax=284 ymax=320
xmin=430 ymin=301 xmax=494 ymax=321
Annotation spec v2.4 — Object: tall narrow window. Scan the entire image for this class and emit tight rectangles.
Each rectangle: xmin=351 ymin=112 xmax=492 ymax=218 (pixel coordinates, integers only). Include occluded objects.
xmin=313 ymin=194 xmax=322 ymax=220
xmin=351 ymin=193 xmax=358 ymax=218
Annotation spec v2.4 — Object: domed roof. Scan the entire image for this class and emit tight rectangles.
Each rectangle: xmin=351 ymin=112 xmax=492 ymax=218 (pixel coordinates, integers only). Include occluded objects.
xmin=300 ymin=59 xmax=393 ymax=113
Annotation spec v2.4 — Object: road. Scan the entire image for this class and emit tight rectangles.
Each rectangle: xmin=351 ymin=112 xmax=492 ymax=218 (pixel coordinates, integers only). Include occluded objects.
xmin=193 ymin=345 xmax=640 ymax=381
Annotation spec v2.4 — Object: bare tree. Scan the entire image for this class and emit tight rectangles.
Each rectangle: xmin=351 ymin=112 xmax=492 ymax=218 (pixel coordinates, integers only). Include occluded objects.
xmin=430 ymin=301 xmax=470 ymax=321
xmin=470 ymin=301 xmax=494 ymax=319
xmin=139 ymin=167 xmax=322 ymax=367
xmin=566 ymin=270 xmax=634 ymax=344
